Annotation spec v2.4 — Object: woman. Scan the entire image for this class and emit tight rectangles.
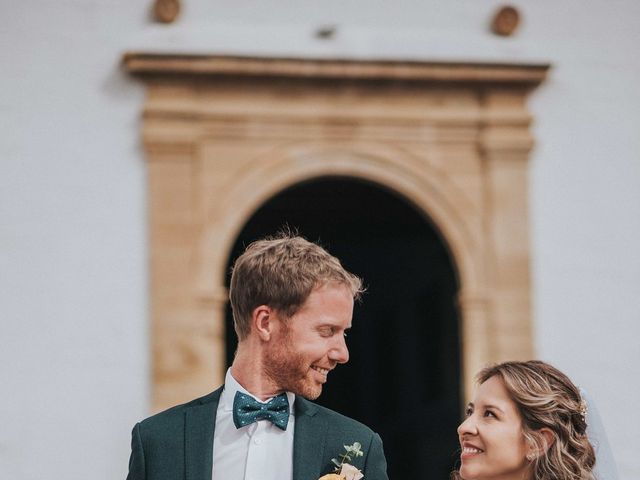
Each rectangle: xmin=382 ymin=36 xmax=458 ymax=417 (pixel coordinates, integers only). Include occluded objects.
xmin=454 ymin=360 xmax=596 ymax=480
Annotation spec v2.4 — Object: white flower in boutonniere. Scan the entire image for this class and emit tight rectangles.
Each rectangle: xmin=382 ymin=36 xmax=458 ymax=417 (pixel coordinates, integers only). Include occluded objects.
xmin=318 ymin=442 xmax=365 ymax=480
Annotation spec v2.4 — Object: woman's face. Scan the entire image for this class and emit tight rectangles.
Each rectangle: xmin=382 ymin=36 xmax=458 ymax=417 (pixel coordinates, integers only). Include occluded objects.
xmin=457 ymin=375 xmax=531 ymax=480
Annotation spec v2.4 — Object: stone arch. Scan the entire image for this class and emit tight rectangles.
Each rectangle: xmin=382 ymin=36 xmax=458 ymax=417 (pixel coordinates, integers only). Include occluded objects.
xmin=199 ymin=145 xmax=481 ymax=293
xmin=195 ymin=144 xmax=490 ymax=396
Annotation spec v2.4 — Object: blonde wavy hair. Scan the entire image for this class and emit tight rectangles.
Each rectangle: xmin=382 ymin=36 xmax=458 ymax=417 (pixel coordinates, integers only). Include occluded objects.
xmin=453 ymin=360 xmax=596 ymax=480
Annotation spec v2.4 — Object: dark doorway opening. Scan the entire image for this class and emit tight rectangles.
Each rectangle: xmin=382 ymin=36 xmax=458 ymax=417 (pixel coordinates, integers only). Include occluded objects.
xmin=224 ymin=177 xmax=461 ymax=479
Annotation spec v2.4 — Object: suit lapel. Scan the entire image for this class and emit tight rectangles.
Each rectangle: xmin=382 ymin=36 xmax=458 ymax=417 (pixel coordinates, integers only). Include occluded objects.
xmin=293 ymin=397 xmax=328 ymax=480
xmin=185 ymin=387 xmax=222 ymax=480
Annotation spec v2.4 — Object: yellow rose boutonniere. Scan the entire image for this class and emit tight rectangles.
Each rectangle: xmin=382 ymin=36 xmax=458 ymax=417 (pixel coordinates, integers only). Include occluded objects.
xmin=319 ymin=442 xmax=364 ymax=480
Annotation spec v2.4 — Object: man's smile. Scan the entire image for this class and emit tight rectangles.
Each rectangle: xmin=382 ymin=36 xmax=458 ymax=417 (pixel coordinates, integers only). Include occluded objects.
xmin=310 ymin=365 xmax=331 ymax=378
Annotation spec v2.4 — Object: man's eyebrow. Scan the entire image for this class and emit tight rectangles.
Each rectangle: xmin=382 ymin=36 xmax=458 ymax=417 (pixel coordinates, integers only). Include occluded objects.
xmin=317 ymin=324 xmax=338 ymax=331
xmin=318 ymin=322 xmax=351 ymax=328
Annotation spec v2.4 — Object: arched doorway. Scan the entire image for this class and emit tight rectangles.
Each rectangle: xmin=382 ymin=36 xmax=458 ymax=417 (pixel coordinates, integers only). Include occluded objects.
xmin=224 ymin=177 xmax=461 ymax=479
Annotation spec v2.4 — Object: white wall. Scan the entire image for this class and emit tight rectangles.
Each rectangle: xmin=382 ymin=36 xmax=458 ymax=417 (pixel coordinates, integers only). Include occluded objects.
xmin=527 ymin=4 xmax=640 ymax=479
xmin=0 ymin=2 xmax=149 ymax=478
xmin=1 ymin=1 xmax=638 ymax=479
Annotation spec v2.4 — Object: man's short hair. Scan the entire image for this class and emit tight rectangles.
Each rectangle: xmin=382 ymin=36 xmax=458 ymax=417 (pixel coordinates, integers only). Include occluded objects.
xmin=229 ymin=233 xmax=363 ymax=340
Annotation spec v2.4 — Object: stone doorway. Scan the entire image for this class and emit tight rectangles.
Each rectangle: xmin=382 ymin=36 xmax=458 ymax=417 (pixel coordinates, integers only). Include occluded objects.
xmin=123 ymin=54 xmax=548 ymax=415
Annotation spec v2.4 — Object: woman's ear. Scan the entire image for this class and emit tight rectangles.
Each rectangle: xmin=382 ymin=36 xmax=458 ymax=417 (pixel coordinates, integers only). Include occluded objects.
xmin=538 ymin=428 xmax=556 ymax=452
xmin=526 ymin=428 xmax=556 ymax=461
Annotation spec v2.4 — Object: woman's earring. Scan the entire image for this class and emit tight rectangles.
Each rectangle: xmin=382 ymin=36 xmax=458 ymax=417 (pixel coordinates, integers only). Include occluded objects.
xmin=526 ymin=453 xmax=536 ymax=462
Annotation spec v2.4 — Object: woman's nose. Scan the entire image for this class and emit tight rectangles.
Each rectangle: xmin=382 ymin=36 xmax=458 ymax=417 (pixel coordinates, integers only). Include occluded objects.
xmin=457 ymin=415 xmax=477 ymax=436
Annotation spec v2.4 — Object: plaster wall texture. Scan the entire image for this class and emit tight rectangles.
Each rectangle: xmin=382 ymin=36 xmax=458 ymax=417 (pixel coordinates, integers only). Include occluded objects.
xmin=1 ymin=1 xmax=638 ymax=479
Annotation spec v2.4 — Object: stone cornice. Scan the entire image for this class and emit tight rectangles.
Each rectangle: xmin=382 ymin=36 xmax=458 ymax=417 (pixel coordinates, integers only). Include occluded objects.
xmin=123 ymin=53 xmax=549 ymax=86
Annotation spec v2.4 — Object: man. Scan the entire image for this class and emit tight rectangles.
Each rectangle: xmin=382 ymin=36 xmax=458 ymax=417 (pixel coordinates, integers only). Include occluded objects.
xmin=127 ymin=234 xmax=388 ymax=480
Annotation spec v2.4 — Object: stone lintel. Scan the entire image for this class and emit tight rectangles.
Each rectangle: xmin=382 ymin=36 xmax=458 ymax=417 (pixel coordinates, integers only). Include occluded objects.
xmin=123 ymin=53 xmax=550 ymax=86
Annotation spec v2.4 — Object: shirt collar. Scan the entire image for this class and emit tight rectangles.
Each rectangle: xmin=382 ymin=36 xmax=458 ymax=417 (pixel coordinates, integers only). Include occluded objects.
xmin=220 ymin=368 xmax=296 ymax=414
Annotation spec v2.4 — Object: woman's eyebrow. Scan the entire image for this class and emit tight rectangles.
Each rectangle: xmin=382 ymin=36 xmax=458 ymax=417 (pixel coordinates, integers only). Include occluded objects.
xmin=482 ymin=403 xmax=505 ymax=413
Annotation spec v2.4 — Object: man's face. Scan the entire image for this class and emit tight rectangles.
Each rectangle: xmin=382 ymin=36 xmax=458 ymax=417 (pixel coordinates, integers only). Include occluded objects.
xmin=263 ymin=284 xmax=353 ymax=400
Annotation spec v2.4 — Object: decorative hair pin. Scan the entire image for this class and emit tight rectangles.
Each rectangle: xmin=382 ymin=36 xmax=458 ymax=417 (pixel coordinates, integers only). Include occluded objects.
xmin=579 ymin=398 xmax=588 ymax=424
xmin=574 ymin=396 xmax=588 ymax=435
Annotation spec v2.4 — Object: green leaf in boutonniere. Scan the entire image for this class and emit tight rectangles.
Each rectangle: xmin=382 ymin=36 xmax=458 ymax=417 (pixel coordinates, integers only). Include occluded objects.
xmin=319 ymin=442 xmax=364 ymax=480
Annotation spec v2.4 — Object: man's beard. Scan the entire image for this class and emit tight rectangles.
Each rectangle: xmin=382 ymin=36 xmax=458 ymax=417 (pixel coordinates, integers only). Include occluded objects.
xmin=263 ymin=331 xmax=322 ymax=400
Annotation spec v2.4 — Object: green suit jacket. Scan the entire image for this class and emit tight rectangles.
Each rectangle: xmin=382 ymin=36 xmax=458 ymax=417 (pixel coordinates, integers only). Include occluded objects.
xmin=127 ymin=387 xmax=388 ymax=480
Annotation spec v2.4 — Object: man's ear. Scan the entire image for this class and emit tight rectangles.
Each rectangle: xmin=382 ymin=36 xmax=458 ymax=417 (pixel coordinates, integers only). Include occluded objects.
xmin=252 ymin=305 xmax=274 ymax=341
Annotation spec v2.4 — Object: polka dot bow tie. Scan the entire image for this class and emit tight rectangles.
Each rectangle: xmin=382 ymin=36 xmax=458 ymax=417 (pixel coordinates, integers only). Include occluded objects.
xmin=232 ymin=391 xmax=290 ymax=431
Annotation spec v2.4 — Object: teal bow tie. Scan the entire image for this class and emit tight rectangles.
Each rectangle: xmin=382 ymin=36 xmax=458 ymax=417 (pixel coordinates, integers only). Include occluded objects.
xmin=232 ymin=391 xmax=290 ymax=431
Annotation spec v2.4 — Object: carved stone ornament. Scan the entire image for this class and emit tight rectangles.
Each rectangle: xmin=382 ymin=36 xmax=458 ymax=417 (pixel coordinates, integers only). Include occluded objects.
xmin=491 ymin=5 xmax=520 ymax=36
xmin=154 ymin=0 xmax=180 ymax=24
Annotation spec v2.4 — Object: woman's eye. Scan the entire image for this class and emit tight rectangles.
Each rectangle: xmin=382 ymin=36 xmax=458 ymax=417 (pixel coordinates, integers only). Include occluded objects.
xmin=484 ymin=410 xmax=496 ymax=418
xmin=465 ymin=407 xmax=473 ymax=417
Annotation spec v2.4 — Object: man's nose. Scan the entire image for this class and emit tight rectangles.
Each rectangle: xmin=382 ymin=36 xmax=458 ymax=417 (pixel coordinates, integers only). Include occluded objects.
xmin=329 ymin=335 xmax=349 ymax=364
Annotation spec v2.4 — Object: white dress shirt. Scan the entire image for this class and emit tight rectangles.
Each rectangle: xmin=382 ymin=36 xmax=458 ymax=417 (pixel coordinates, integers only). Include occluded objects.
xmin=212 ymin=369 xmax=296 ymax=480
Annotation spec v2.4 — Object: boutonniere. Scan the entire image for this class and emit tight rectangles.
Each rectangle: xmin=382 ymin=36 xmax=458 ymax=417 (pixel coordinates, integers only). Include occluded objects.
xmin=319 ymin=442 xmax=364 ymax=480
